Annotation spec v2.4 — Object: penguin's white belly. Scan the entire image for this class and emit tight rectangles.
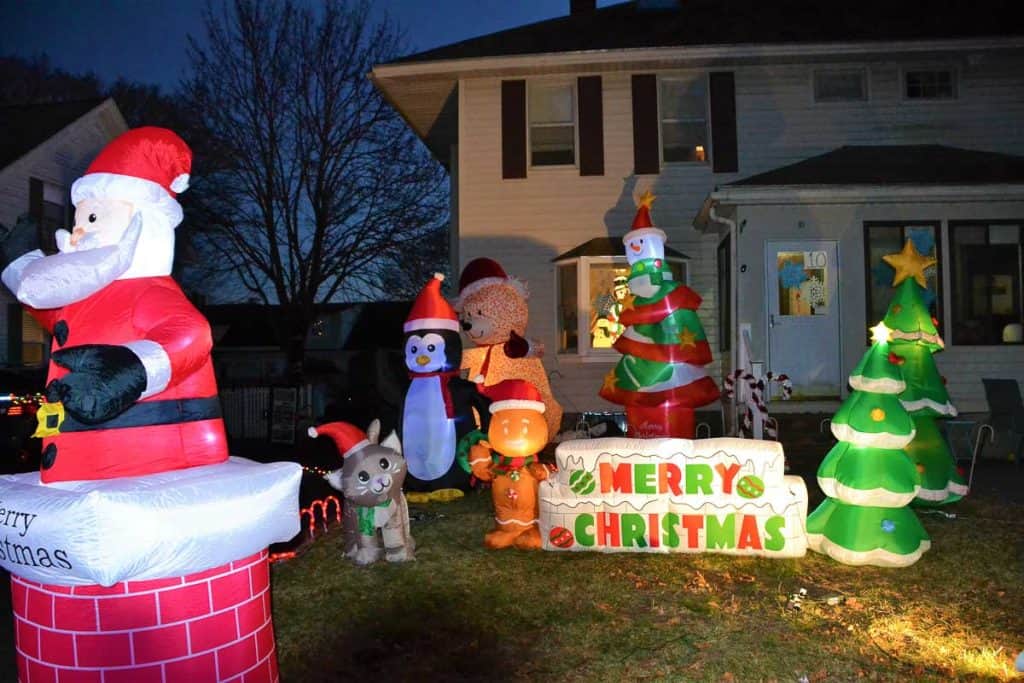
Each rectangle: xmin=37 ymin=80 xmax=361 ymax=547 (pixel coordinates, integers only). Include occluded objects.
xmin=403 ymin=377 xmax=457 ymax=481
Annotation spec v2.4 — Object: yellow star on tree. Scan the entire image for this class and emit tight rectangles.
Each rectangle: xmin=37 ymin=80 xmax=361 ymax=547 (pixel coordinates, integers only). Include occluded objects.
xmin=601 ymin=370 xmax=618 ymax=394
xmin=637 ymin=189 xmax=656 ymax=209
xmin=620 ymin=292 xmax=636 ymax=311
xmin=678 ymin=327 xmax=697 ymax=349
xmin=882 ymin=239 xmax=935 ymax=288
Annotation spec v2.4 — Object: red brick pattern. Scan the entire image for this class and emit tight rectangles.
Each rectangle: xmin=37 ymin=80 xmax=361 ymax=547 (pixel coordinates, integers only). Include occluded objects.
xmin=10 ymin=550 xmax=279 ymax=682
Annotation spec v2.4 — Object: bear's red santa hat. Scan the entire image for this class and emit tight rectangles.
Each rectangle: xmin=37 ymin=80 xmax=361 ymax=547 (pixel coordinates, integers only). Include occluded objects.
xmin=308 ymin=422 xmax=369 ymax=459
xmin=484 ymin=379 xmax=546 ymax=414
xmin=404 ymin=273 xmax=460 ymax=333
xmin=71 ymin=127 xmax=192 ymax=229
xmin=455 ymin=257 xmax=528 ymax=309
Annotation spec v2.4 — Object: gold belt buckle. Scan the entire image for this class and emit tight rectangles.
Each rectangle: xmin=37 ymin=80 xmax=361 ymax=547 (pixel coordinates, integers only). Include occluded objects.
xmin=33 ymin=402 xmax=65 ymax=438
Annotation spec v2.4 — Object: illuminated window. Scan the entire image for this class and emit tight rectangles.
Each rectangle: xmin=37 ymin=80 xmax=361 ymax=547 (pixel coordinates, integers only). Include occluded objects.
xmin=659 ymin=76 xmax=708 ymax=163
xmin=554 ymin=238 xmax=689 ymax=356
xmin=864 ymin=223 xmax=942 ymax=332
xmin=529 ymin=82 xmax=576 ymax=166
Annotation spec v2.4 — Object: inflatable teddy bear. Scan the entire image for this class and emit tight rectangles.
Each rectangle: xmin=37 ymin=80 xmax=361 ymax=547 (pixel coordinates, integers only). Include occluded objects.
xmin=455 ymin=258 xmax=563 ymax=438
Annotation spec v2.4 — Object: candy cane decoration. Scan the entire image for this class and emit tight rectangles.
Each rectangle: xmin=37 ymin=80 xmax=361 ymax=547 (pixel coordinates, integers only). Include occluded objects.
xmin=722 ymin=370 xmax=792 ymax=440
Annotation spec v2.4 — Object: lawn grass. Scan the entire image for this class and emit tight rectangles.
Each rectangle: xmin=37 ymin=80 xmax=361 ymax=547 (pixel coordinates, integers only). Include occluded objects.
xmin=271 ymin=489 xmax=1024 ymax=682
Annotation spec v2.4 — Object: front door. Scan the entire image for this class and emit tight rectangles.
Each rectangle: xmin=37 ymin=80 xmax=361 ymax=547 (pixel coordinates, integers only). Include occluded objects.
xmin=765 ymin=241 xmax=841 ymax=398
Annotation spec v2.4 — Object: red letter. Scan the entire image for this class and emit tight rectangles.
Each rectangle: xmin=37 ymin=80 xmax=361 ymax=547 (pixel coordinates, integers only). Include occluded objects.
xmin=680 ymin=515 xmax=704 ymax=548
xmin=599 ymin=463 xmax=633 ymax=494
xmin=715 ymin=463 xmax=741 ymax=494
xmin=737 ymin=515 xmax=763 ymax=550
xmin=659 ymin=463 xmax=683 ymax=496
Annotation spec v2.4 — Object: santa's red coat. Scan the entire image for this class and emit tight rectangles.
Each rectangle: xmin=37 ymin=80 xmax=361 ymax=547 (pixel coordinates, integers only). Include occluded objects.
xmin=27 ymin=277 xmax=228 ymax=483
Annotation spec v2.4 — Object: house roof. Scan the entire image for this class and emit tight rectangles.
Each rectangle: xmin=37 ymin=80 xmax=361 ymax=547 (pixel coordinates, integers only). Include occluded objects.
xmin=552 ymin=236 xmax=689 ymax=261
xmin=394 ymin=0 xmax=1020 ymax=65
xmin=372 ymin=0 xmax=1022 ymax=167
xmin=730 ymin=145 xmax=1024 ymax=187
xmin=0 ymin=98 xmax=108 ymax=169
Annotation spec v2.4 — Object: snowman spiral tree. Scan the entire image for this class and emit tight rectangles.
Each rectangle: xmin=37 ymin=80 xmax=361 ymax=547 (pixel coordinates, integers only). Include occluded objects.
xmin=598 ymin=191 xmax=720 ymax=438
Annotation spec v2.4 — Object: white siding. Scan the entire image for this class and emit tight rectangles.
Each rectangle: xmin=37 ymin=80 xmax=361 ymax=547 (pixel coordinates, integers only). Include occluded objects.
xmin=0 ymin=100 xmax=126 ymax=364
xmin=453 ymin=48 xmax=1024 ymax=417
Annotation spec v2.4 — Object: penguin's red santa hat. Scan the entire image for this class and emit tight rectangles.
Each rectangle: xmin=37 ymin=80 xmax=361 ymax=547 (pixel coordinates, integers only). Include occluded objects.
xmin=404 ymin=273 xmax=460 ymax=333
xmin=454 ymin=257 xmax=528 ymax=309
xmin=71 ymin=126 xmax=192 ymax=229
xmin=484 ymin=379 xmax=546 ymax=414
xmin=308 ymin=422 xmax=369 ymax=459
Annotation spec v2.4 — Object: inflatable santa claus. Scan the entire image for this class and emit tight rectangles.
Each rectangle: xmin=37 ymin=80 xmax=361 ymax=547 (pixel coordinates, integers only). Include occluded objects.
xmin=0 ymin=127 xmax=300 ymax=682
xmin=2 ymin=126 xmax=227 ymax=483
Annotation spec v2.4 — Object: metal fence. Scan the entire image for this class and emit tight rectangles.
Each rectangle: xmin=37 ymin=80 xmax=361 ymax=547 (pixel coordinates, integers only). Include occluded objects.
xmin=219 ymin=384 xmax=314 ymax=443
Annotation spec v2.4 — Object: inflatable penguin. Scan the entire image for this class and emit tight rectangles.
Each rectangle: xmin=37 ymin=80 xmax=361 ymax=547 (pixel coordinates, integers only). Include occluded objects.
xmin=401 ymin=273 xmax=491 ymax=493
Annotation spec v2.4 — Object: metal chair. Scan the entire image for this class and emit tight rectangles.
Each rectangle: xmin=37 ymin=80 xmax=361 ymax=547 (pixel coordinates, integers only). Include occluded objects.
xmin=979 ymin=378 xmax=1024 ymax=472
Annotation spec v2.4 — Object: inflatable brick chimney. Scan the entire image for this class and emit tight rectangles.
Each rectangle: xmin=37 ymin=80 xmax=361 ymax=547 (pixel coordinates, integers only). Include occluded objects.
xmin=0 ymin=128 xmax=301 ymax=681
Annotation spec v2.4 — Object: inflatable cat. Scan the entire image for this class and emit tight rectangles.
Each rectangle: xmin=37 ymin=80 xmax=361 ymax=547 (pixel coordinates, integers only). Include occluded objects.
xmin=311 ymin=420 xmax=414 ymax=566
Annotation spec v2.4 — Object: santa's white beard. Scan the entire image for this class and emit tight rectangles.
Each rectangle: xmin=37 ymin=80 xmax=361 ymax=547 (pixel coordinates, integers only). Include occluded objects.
xmin=10 ymin=214 xmax=142 ymax=309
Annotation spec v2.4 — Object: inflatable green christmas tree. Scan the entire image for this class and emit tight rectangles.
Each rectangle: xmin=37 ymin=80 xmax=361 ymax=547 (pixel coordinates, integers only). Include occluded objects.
xmin=598 ymin=191 xmax=720 ymax=438
xmin=881 ymin=240 xmax=966 ymax=505
xmin=806 ymin=321 xmax=931 ymax=567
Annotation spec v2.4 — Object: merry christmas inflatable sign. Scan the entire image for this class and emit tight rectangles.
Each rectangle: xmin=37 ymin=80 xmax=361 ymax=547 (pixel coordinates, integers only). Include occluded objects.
xmin=540 ymin=437 xmax=808 ymax=557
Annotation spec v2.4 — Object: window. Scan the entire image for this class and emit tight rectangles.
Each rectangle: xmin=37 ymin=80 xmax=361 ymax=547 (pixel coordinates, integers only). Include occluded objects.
xmin=21 ymin=311 xmax=47 ymax=365
xmin=717 ymin=235 xmax=731 ymax=352
xmin=659 ymin=76 xmax=708 ymax=163
xmin=813 ymin=69 xmax=867 ymax=103
xmin=864 ymin=223 xmax=942 ymax=329
xmin=556 ymin=252 xmax=689 ymax=356
xmin=529 ymin=82 xmax=576 ymax=166
xmin=950 ymin=221 xmax=1022 ymax=345
xmin=904 ymin=68 xmax=956 ymax=100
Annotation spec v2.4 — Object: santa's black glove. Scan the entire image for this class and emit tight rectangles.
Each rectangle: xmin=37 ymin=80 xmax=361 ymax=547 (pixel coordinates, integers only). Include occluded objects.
xmin=0 ymin=215 xmax=42 ymax=272
xmin=504 ymin=330 xmax=529 ymax=359
xmin=46 ymin=345 xmax=147 ymax=425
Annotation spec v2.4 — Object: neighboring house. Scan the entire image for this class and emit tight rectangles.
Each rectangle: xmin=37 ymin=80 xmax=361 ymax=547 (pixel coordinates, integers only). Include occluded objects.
xmin=371 ymin=0 xmax=1024 ymax=417
xmin=0 ymin=97 xmax=128 ymax=368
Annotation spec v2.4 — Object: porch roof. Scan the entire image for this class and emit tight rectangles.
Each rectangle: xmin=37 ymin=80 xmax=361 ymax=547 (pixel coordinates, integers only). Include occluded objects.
xmin=730 ymin=145 xmax=1024 ymax=187
xmin=552 ymin=237 xmax=689 ymax=262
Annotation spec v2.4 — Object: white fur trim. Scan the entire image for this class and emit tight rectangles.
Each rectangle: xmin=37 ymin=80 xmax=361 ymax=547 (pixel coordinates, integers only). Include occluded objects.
xmin=817 ymin=477 xmax=919 ymax=508
xmin=308 ymin=426 xmax=319 ymax=438
xmin=403 ymin=317 xmax=460 ymax=332
xmin=830 ymin=422 xmax=915 ymax=449
xmin=899 ymin=397 xmax=957 ymax=416
xmin=489 ymin=399 xmax=545 ymax=414
xmin=807 ymin=533 xmax=930 ymax=567
xmin=622 ymin=227 xmax=667 ymax=244
xmin=343 ymin=439 xmax=370 ymax=458
xmin=455 ymin=276 xmax=529 ymax=309
xmin=170 ymin=173 xmax=189 ymax=194
xmin=849 ymin=375 xmax=905 ymax=394
xmin=1 ymin=250 xmax=44 ymax=296
xmin=122 ymin=340 xmax=172 ymax=399
xmin=72 ymin=172 xmax=184 ymax=228
xmin=915 ymin=479 xmax=969 ymax=501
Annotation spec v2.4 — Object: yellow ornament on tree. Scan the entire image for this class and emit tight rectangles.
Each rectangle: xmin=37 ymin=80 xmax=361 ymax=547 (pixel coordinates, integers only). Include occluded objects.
xmin=870 ymin=408 xmax=886 ymax=422
xmin=882 ymin=240 xmax=935 ymax=288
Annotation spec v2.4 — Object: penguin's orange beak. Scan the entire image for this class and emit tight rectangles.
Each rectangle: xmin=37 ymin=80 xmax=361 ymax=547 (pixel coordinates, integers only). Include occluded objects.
xmin=416 ymin=355 xmax=430 ymax=366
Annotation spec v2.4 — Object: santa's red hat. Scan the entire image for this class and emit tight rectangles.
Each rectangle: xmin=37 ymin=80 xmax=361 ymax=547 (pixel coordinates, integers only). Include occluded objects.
xmin=484 ymin=379 xmax=546 ymax=414
xmin=71 ymin=127 xmax=192 ymax=228
xmin=308 ymin=421 xmax=369 ymax=458
xmin=405 ymin=273 xmax=459 ymax=333
xmin=455 ymin=257 xmax=528 ymax=308
xmin=623 ymin=189 xmax=666 ymax=245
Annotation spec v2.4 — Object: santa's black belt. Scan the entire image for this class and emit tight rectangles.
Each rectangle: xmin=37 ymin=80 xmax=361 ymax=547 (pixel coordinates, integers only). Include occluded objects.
xmin=35 ymin=397 xmax=222 ymax=436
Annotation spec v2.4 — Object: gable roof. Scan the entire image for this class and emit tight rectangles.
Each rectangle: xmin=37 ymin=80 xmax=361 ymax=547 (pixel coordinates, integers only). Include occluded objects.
xmin=394 ymin=0 xmax=1020 ymax=65
xmin=729 ymin=145 xmax=1024 ymax=187
xmin=0 ymin=98 xmax=108 ymax=169
xmin=553 ymin=236 xmax=689 ymax=261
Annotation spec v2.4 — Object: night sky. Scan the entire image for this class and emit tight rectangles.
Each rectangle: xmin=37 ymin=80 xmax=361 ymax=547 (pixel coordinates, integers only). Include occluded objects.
xmin=1 ymin=0 xmax=619 ymax=92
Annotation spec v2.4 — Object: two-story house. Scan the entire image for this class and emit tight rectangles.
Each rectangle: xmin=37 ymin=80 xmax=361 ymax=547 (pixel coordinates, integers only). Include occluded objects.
xmin=371 ymin=0 xmax=1024 ymax=420
xmin=0 ymin=97 xmax=127 ymax=368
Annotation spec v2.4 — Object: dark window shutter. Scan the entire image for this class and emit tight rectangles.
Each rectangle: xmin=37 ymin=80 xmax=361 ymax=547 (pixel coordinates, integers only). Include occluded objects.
xmin=7 ymin=304 xmax=23 ymax=364
xmin=28 ymin=177 xmax=44 ymax=226
xmin=577 ymin=76 xmax=604 ymax=176
xmin=501 ymin=80 xmax=527 ymax=179
xmin=709 ymin=72 xmax=738 ymax=173
xmin=631 ymin=74 xmax=659 ymax=175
